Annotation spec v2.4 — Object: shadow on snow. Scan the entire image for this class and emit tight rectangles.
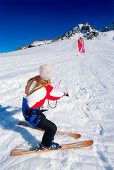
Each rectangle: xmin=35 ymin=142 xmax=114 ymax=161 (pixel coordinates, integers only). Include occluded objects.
xmin=0 ymin=105 xmax=39 ymax=147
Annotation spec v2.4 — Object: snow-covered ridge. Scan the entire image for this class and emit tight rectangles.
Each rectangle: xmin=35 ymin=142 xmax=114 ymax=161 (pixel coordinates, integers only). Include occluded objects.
xmin=17 ymin=40 xmax=52 ymax=50
xmin=97 ymin=31 xmax=114 ymax=40
xmin=17 ymin=22 xmax=99 ymax=50
xmin=17 ymin=22 xmax=114 ymax=51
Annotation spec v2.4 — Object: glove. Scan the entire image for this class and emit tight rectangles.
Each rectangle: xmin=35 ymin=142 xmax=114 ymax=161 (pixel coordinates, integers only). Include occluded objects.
xmin=65 ymin=93 xmax=69 ymax=97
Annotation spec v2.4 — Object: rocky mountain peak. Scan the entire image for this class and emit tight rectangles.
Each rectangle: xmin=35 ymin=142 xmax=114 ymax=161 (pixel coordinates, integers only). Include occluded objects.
xmin=103 ymin=22 xmax=114 ymax=32
xmin=60 ymin=22 xmax=99 ymax=40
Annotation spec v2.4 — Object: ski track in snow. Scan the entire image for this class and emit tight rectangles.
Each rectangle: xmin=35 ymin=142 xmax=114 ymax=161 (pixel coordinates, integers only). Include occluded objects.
xmin=0 ymin=32 xmax=114 ymax=170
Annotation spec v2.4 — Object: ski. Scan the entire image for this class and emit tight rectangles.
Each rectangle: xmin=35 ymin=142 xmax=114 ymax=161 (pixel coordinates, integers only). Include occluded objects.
xmin=18 ymin=121 xmax=81 ymax=139
xmin=11 ymin=140 xmax=93 ymax=156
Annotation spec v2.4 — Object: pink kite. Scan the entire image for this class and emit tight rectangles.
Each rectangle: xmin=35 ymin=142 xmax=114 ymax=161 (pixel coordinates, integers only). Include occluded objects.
xmin=78 ymin=37 xmax=85 ymax=53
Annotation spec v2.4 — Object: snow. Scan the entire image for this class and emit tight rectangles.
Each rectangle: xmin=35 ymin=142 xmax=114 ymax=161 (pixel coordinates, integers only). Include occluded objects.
xmin=30 ymin=40 xmax=52 ymax=47
xmin=97 ymin=31 xmax=114 ymax=40
xmin=0 ymin=31 xmax=114 ymax=170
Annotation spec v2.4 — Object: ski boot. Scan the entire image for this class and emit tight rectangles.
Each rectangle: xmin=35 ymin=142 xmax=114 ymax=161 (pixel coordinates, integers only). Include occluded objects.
xmin=38 ymin=142 xmax=61 ymax=150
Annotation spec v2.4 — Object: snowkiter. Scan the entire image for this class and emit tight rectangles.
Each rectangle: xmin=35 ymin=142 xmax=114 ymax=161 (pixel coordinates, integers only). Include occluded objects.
xmin=22 ymin=64 xmax=68 ymax=150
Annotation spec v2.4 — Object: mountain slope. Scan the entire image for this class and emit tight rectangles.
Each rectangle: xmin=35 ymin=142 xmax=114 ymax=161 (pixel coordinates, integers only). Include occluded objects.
xmin=17 ymin=23 xmax=99 ymax=50
xmin=0 ymin=31 xmax=114 ymax=170
xmin=104 ymin=22 xmax=114 ymax=32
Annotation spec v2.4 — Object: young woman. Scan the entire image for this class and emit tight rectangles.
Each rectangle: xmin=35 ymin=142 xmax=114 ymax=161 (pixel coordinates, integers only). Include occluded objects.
xmin=22 ymin=64 xmax=68 ymax=150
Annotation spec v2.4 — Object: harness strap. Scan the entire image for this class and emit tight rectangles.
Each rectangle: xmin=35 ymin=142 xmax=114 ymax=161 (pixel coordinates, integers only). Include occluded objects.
xmin=25 ymin=108 xmax=47 ymax=116
xmin=22 ymin=97 xmax=47 ymax=126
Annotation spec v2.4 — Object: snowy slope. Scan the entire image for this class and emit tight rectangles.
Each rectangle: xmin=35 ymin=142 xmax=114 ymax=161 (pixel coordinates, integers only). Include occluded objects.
xmin=0 ymin=31 xmax=114 ymax=170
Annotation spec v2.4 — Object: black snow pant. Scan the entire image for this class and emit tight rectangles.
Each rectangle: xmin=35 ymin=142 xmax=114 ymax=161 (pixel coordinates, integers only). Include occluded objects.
xmin=36 ymin=113 xmax=57 ymax=147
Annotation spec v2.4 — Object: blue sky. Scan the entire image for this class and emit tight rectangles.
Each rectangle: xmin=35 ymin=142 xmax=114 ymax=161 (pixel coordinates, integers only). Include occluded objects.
xmin=0 ymin=0 xmax=114 ymax=53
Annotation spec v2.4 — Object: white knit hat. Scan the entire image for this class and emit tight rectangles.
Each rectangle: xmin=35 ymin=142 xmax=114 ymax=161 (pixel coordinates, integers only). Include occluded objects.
xmin=39 ymin=64 xmax=53 ymax=80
